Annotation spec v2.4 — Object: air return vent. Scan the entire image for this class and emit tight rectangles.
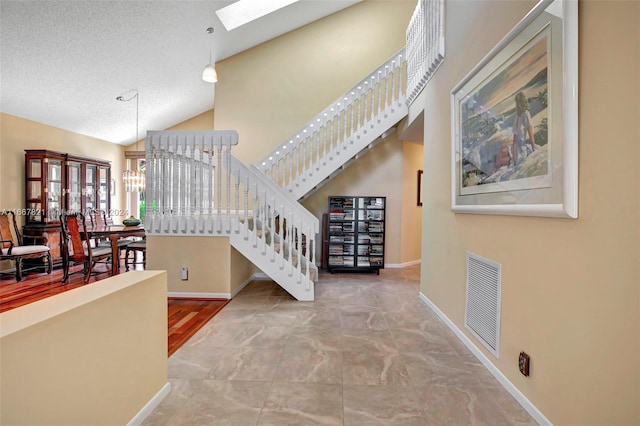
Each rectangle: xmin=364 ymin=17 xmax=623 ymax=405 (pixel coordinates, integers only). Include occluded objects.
xmin=465 ymin=252 xmax=501 ymax=357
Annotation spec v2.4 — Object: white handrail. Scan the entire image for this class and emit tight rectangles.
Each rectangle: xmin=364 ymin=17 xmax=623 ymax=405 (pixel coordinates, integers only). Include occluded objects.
xmin=256 ymin=48 xmax=406 ymax=192
xmin=144 ymin=130 xmax=318 ymax=285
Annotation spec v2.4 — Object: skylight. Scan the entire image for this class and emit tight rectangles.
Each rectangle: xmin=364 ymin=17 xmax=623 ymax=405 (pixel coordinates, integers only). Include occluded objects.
xmin=216 ymin=0 xmax=301 ymax=31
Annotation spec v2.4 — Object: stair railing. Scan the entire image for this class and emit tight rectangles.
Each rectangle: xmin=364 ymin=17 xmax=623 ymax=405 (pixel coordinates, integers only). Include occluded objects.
xmin=145 ymin=130 xmax=238 ymax=235
xmin=144 ymin=129 xmax=318 ymax=285
xmin=256 ymin=48 xmax=407 ymax=193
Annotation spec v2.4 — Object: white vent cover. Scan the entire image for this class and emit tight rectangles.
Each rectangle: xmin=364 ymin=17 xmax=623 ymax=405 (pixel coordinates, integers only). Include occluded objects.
xmin=465 ymin=252 xmax=501 ymax=357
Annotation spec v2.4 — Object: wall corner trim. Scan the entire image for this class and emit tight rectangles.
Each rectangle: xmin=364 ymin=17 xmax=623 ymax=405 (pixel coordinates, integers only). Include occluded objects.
xmin=127 ymin=382 xmax=171 ymax=426
xmin=418 ymin=292 xmax=553 ymax=426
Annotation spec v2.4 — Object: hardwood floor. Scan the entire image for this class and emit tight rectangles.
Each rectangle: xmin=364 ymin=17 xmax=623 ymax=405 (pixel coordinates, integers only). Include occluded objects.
xmin=0 ymin=261 xmax=229 ymax=356
xmin=0 ymin=264 xmax=106 ymax=313
xmin=168 ymin=298 xmax=229 ymax=356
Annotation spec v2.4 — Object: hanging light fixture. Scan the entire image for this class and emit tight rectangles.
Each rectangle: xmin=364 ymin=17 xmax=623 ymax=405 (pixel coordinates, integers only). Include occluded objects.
xmin=202 ymin=27 xmax=218 ymax=83
xmin=117 ymin=90 xmax=145 ymax=193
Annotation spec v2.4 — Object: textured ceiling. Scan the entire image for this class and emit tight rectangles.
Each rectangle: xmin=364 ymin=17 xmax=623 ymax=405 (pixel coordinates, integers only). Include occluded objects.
xmin=0 ymin=0 xmax=360 ymax=145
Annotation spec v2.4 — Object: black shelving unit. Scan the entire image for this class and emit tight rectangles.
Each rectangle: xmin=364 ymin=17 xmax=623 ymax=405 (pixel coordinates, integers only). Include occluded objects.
xmin=327 ymin=196 xmax=385 ymax=274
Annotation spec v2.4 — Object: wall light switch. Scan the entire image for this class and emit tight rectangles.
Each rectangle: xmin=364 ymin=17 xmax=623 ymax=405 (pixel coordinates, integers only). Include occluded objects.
xmin=181 ymin=267 xmax=188 ymax=281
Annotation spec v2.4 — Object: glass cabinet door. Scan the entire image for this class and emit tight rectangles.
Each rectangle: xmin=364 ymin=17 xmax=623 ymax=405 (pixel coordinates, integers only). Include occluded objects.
xmin=98 ymin=166 xmax=110 ymax=212
xmin=67 ymin=162 xmax=82 ymax=213
xmin=85 ymin=164 xmax=97 ymax=212
xmin=26 ymin=158 xmax=43 ymax=222
xmin=46 ymin=159 xmax=63 ymax=221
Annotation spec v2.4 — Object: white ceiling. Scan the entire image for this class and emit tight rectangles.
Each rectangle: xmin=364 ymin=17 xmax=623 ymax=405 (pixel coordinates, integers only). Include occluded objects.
xmin=0 ymin=0 xmax=360 ymax=145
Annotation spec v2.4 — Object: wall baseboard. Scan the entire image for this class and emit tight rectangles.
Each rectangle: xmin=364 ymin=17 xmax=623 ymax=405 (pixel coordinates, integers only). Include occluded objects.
xmin=167 ymin=273 xmax=270 ymax=300
xmin=167 ymin=292 xmax=231 ymax=299
xmin=230 ymin=274 xmax=258 ymax=298
xmin=418 ymin=292 xmax=552 ymax=426
xmin=385 ymin=259 xmax=421 ymax=268
xmin=252 ymin=272 xmax=272 ymax=280
xmin=127 ymin=382 xmax=171 ymax=426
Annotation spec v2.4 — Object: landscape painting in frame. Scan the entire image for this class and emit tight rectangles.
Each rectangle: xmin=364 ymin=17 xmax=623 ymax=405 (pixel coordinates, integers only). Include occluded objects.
xmin=459 ymin=26 xmax=551 ymax=196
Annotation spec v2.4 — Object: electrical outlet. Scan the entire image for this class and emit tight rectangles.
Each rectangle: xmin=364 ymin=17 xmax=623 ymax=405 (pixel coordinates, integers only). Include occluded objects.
xmin=519 ymin=352 xmax=530 ymax=376
xmin=181 ymin=267 xmax=188 ymax=281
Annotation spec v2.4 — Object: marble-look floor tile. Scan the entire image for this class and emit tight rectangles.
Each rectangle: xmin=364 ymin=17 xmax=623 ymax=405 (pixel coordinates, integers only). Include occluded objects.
xmin=180 ymin=321 xmax=243 ymax=349
xmin=275 ymin=346 xmax=343 ymax=384
xmin=339 ymin=329 xmax=398 ymax=353
xmin=223 ymin=296 xmax=272 ymax=310
xmin=339 ymin=286 xmax=380 ymax=308
xmin=204 ymin=346 xmax=285 ymax=381
xmin=342 ymin=350 xmax=410 ymax=385
xmin=167 ymin=353 xmax=211 ymax=380
xmin=250 ymin=308 xmax=300 ymax=327
xmin=402 ymin=352 xmax=481 ymax=388
xmin=412 ymin=383 xmax=509 ymax=426
xmin=209 ymin=307 xmax=258 ymax=324
xmin=376 ymin=294 xmax=432 ymax=314
xmin=258 ymin=382 xmax=343 ymax=425
xmin=235 ymin=281 xmax=278 ymax=297
xmin=391 ymin=327 xmax=456 ymax=354
xmin=340 ymin=306 xmax=388 ymax=330
xmin=141 ymin=378 xmax=198 ymax=425
xmin=487 ymin=385 xmax=539 ymax=425
xmin=343 ymin=384 xmax=427 ymax=425
xmin=230 ymin=324 xmax=291 ymax=347
xmin=164 ymin=380 xmax=271 ymax=426
xmin=382 ymin=309 xmax=444 ymax=331
xmin=294 ymin=307 xmax=342 ymax=330
xmin=147 ymin=265 xmax=535 ymax=425
xmin=269 ymin=284 xmax=293 ymax=297
xmin=288 ymin=328 xmax=345 ymax=351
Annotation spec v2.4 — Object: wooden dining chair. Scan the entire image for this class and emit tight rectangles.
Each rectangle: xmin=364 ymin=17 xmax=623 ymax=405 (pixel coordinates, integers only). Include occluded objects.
xmin=89 ymin=208 xmax=132 ymax=256
xmin=87 ymin=209 xmax=108 ymax=247
xmin=60 ymin=212 xmax=112 ymax=283
xmin=124 ymin=238 xmax=146 ymax=271
xmin=0 ymin=211 xmax=52 ymax=281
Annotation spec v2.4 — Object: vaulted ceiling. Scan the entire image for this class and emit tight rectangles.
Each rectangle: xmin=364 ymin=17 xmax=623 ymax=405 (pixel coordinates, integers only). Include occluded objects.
xmin=1 ymin=0 xmax=360 ymax=145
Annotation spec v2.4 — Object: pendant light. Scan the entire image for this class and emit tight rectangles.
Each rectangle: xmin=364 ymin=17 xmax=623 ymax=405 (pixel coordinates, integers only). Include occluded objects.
xmin=202 ymin=27 xmax=218 ymax=83
xmin=117 ymin=90 xmax=145 ymax=193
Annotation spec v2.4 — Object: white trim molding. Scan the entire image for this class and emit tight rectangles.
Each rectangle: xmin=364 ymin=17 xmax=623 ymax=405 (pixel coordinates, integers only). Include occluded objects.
xmin=127 ymin=382 xmax=171 ymax=426
xmin=167 ymin=273 xmax=269 ymax=300
xmin=167 ymin=292 xmax=231 ymax=299
xmin=384 ymin=259 xmax=422 ymax=269
xmin=419 ymin=292 xmax=552 ymax=426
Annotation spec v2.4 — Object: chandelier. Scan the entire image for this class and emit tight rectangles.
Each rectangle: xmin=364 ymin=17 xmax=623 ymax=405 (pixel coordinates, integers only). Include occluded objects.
xmin=116 ymin=90 xmax=145 ymax=192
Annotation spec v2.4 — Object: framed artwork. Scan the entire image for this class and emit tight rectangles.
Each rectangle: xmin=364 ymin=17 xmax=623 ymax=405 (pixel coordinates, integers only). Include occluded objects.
xmin=417 ymin=170 xmax=423 ymax=206
xmin=451 ymin=0 xmax=577 ymax=218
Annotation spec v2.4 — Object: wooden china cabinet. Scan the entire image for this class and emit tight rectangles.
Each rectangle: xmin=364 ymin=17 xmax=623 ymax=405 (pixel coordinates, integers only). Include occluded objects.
xmin=23 ymin=150 xmax=111 ymax=267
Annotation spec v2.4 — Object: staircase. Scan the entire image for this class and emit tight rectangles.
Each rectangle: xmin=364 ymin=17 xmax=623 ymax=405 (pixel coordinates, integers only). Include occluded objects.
xmin=256 ymin=49 xmax=408 ymax=201
xmin=144 ymin=48 xmax=408 ymax=301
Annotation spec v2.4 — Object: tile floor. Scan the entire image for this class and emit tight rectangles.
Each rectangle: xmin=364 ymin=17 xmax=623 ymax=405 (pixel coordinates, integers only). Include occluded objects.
xmin=143 ymin=265 xmax=537 ymax=425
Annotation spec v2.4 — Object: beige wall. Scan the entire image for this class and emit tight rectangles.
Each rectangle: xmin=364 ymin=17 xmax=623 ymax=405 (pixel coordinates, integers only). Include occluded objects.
xmin=303 ymin=131 xmax=423 ymax=266
xmin=124 ymin=109 xmax=216 ymax=152
xmin=147 ymin=235 xmax=253 ymax=295
xmin=230 ymin=245 xmax=256 ymax=295
xmin=0 ymin=113 xmax=126 ymax=221
xmin=213 ymin=0 xmax=415 ymax=165
xmin=419 ymin=1 xmax=639 ymax=424
xmin=0 ymin=271 xmax=167 ymax=425
xmin=401 ymin=141 xmax=423 ymax=263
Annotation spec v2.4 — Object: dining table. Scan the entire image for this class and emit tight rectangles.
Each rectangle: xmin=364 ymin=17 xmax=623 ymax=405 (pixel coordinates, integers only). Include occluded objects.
xmin=86 ymin=224 xmax=145 ymax=274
